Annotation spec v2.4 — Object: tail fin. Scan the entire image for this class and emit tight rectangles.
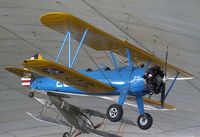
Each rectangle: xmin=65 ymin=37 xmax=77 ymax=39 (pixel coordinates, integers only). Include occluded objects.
xmin=30 ymin=53 xmax=43 ymax=60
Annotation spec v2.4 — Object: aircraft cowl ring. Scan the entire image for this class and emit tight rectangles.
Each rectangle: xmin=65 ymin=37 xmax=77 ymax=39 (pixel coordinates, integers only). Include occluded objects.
xmin=143 ymin=66 xmax=164 ymax=95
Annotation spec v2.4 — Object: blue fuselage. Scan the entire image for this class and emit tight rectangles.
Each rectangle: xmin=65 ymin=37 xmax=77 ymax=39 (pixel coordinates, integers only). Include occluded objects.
xmin=30 ymin=67 xmax=147 ymax=96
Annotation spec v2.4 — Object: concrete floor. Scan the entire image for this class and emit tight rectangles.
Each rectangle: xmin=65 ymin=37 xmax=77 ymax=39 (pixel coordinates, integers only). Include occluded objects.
xmin=0 ymin=0 xmax=200 ymax=137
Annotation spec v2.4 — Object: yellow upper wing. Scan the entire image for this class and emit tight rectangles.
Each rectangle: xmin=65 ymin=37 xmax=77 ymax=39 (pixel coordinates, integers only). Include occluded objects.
xmin=40 ymin=12 xmax=193 ymax=78
xmin=23 ymin=59 xmax=115 ymax=94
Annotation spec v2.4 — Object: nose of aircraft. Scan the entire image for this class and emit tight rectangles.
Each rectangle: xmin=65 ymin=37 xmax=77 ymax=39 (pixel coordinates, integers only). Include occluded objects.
xmin=129 ymin=68 xmax=146 ymax=95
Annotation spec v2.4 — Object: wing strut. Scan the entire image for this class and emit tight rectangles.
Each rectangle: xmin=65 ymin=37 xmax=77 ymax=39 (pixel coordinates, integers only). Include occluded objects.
xmin=164 ymin=72 xmax=179 ymax=100
xmin=109 ymin=51 xmax=119 ymax=70
xmin=126 ymin=48 xmax=132 ymax=71
xmin=161 ymin=46 xmax=168 ymax=108
xmin=56 ymin=31 xmax=71 ymax=64
xmin=71 ymin=29 xmax=88 ymax=68
xmin=55 ymin=29 xmax=89 ymax=68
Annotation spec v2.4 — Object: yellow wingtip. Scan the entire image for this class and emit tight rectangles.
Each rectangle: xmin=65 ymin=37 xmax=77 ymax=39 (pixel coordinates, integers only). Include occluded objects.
xmin=40 ymin=12 xmax=73 ymax=26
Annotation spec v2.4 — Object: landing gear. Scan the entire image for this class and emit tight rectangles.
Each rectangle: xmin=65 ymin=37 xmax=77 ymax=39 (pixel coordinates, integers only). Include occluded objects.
xmin=63 ymin=132 xmax=70 ymax=137
xmin=106 ymin=104 xmax=123 ymax=122
xmin=29 ymin=92 xmax=34 ymax=98
xmin=137 ymin=113 xmax=153 ymax=130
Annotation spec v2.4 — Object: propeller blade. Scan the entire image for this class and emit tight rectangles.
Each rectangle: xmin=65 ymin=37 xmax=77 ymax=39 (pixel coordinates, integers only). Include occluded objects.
xmin=161 ymin=46 xmax=168 ymax=108
xmin=160 ymin=82 xmax=165 ymax=108
xmin=164 ymin=46 xmax=168 ymax=76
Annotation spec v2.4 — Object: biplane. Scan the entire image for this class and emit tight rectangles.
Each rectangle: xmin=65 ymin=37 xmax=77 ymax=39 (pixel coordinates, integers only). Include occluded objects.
xmin=27 ymin=93 xmax=136 ymax=137
xmin=6 ymin=12 xmax=193 ymax=136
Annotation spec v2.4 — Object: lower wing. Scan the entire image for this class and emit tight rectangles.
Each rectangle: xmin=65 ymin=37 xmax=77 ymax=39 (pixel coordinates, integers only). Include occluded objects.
xmin=23 ymin=59 xmax=115 ymax=94
xmin=27 ymin=112 xmax=71 ymax=128
xmin=100 ymin=96 xmax=176 ymax=111
xmin=33 ymin=92 xmax=137 ymax=126
xmin=27 ymin=112 xmax=120 ymax=137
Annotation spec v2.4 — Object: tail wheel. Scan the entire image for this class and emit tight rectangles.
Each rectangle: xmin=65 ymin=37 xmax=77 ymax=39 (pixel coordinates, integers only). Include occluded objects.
xmin=106 ymin=104 xmax=123 ymax=122
xmin=137 ymin=113 xmax=153 ymax=130
xmin=29 ymin=92 xmax=34 ymax=98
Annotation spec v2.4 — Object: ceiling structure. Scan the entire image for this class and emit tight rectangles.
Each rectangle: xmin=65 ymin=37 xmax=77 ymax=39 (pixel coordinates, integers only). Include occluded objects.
xmin=0 ymin=0 xmax=200 ymax=137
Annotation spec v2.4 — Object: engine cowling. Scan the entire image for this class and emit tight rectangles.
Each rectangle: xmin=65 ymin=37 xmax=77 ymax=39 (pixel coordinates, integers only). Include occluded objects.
xmin=143 ymin=66 xmax=164 ymax=95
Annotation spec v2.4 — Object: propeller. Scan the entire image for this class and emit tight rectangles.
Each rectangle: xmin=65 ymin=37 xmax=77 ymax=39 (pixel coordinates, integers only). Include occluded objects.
xmin=160 ymin=46 xmax=168 ymax=108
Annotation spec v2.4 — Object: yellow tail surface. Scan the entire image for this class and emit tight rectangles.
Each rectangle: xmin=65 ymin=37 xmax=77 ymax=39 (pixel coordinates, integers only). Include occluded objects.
xmin=30 ymin=53 xmax=43 ymax=60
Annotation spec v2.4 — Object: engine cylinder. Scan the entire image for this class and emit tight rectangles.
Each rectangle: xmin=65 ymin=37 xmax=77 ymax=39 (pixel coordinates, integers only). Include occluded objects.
xmin=143 ymin=66 xmax=164 ymax=95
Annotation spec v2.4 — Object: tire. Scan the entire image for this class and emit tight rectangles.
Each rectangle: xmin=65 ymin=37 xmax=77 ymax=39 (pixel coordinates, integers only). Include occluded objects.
xmin=106 ymin=104 xmax=123 ymax=122
xmin=63 ymin=132 xmax=70 ymax=137
xmin=137 ymin=113 xmax=153 ymax=130
xmin=29 ymin=92 xmax=34 ymax=98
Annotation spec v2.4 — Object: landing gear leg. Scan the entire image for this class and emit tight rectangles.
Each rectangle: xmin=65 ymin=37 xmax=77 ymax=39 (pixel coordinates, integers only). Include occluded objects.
xmin=29 ymin=92 xmax=34 ymax=98
xmin=136 ymin=96 xmax=153 ymax=130
xmin=106 ymin=89 xmax=128 ymax=122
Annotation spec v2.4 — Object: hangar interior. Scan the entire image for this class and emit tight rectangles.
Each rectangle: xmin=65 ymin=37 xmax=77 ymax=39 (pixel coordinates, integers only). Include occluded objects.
xmin=0 ymin=0 xmax=200 ymax=137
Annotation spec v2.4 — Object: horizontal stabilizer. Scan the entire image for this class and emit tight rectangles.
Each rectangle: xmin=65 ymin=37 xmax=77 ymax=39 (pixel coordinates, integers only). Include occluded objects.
xmin=5 ymin=67 xmax=32 ymax=78
xmin=5 ymin=67 xmax=42 ymax=78
xmin=5 ymin=67 xmax=43 ymax=88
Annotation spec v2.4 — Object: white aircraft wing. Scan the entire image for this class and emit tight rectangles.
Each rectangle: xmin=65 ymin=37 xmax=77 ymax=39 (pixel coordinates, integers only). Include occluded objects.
xmin=27 ymin=112 xmax=71 ymax=128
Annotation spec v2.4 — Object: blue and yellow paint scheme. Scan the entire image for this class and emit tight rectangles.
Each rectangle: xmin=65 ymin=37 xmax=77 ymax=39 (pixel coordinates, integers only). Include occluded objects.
xmin=5 ymin=12 xmax=193 ymax=130
xmin=30 ymin=65 xmax=146 ymax=96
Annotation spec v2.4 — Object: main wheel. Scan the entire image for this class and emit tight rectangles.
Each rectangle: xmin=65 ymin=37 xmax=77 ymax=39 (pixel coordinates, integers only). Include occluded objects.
xmin=106 ymin=104 xmax=123 ymax=122
xmin=137 ymin=113 xmax=153 ymax=130
xmin=63 ymin=132 xmax=70 ymax=137
xmin=29 ymin=92 xmax=34 ymax=98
